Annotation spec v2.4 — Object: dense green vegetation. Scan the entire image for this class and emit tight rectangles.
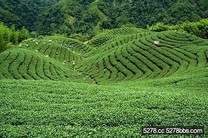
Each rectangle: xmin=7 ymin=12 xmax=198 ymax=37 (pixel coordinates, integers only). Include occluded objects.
xmin=1 ymin=0 xmax=208 ymax=137
xmin=1 ymin=0 xmax=208 ymax=36
xmin=0 ymin=25 xmax=208 ymax=137
xmin=149 ymin=19 xmax=208 ymax=39
xmin=0 ymin=23 xmax=29 ymax=52
xmin=0 ymin=67 xmax=208 ymax=137
xmin=1 ymin=27 xmax=207 ymax=83
xmin=36 ymin=0 xmax=208 ymax=36
xmin=0 ymin=0 xmax=57 ymax=31
xmin=77 ymin=28 xmax=208 ymax=84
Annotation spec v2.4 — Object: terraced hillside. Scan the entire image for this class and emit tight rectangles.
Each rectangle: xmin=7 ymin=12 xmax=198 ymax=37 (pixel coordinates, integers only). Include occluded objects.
xmin=0 ymin=48 xmax=83 ymax=81
xmin=88 ymin=27 xmax=149 ymax=46
xmin=78 ymin=30 xmax=208 ymax=83
xmin=21 ymin=36 xmax=95 ymax=60
xmin=0 ymin=27 xmax=208 ymax=83
xmin=0 ymin=27 xmax=208 ymax=137
xmin=0 ymin=36 xmax=96 ymax=82
xmin=0 ymin=27 xmax=208 ymax=84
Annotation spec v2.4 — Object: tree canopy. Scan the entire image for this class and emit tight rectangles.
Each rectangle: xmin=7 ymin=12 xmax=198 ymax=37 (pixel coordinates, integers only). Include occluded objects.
xmin=0 ymin=0 xmax=207 ymax=37
xmin=0 ymin=23 xmax=30 ymax=52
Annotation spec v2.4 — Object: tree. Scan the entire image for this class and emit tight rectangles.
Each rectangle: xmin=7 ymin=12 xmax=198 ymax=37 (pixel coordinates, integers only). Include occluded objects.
xmin=19 ymin=26 xmax=30 ymax=42
xmin=10 ymin=31 xmax=19 ymax=45
xmin=0 ymin=23 xmax=30 ymax=52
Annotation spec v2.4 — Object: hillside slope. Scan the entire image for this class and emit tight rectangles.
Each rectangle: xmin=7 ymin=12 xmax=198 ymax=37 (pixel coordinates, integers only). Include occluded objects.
xmin=0 ymin=48 xmax=82 ymax=81
xmin=77 ymin=28 xmax=208 ymax=83
xmin=1 ymin=0 xmax=207 ymax=35
xmin=0 ymin=0 xmax=57 ymax=30
xmin=0 ymin=27 xmax=208 ymax=84
xmin=36 ymin=0 xmax=208 ymax=35
xmin=0 ymin=27 xmax=208 ymax=137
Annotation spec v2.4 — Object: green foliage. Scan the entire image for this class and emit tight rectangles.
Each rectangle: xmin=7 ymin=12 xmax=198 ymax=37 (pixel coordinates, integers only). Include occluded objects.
xmin=18 ymin=27 xmax=30 ymax=42
xmin=0 ymin=23 xmax=30 ymax=52
xmin=33 ymin=0 xmax=208 ymax=36
xmin=77 ymin=28 xmax=208 ymax=83
xmin=89 ymin=27 xmax=146 ymax=46
xmin=148 ymin=22 xmax=170 ymax=32
xmin=0 ymin=48 xmax=86 ymax=81
xmin=149 ymin=19 xmax=208 ymax=39
xmin=0 ymin=0 xmax=208 ymax=37
xmin=0 ymin=27 xmax=208 ymax=137
xmin=1 ymin=27 xmax=207 ymax=83
xmin=0 ymin=23 xmax=11 ymax=52
xmin=10 ymin=32 xmax=19 ymax=45
xmin=0 ymin=69 xmax=208 ymax=137
xmin=0 ymin=0 xmax=58 ymax=31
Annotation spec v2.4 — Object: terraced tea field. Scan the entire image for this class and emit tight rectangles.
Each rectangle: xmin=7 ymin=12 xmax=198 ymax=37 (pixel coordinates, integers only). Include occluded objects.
xmin=0 ymin=27 xmax=208 ymax=137
xmin=78 ymin=29 xmax=208 ymax=83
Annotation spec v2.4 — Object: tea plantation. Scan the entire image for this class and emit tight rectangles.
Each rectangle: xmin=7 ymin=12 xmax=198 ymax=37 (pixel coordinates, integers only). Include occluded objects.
xmin=0 ymin=27 xmax=208 ymax=137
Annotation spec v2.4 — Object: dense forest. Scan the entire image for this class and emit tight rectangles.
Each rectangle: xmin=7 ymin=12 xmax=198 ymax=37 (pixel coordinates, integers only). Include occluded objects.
xmin=0 ymin=0 xmax=58 ymax=31
xmin=0 ymin=0 xmax=208 ymax=36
